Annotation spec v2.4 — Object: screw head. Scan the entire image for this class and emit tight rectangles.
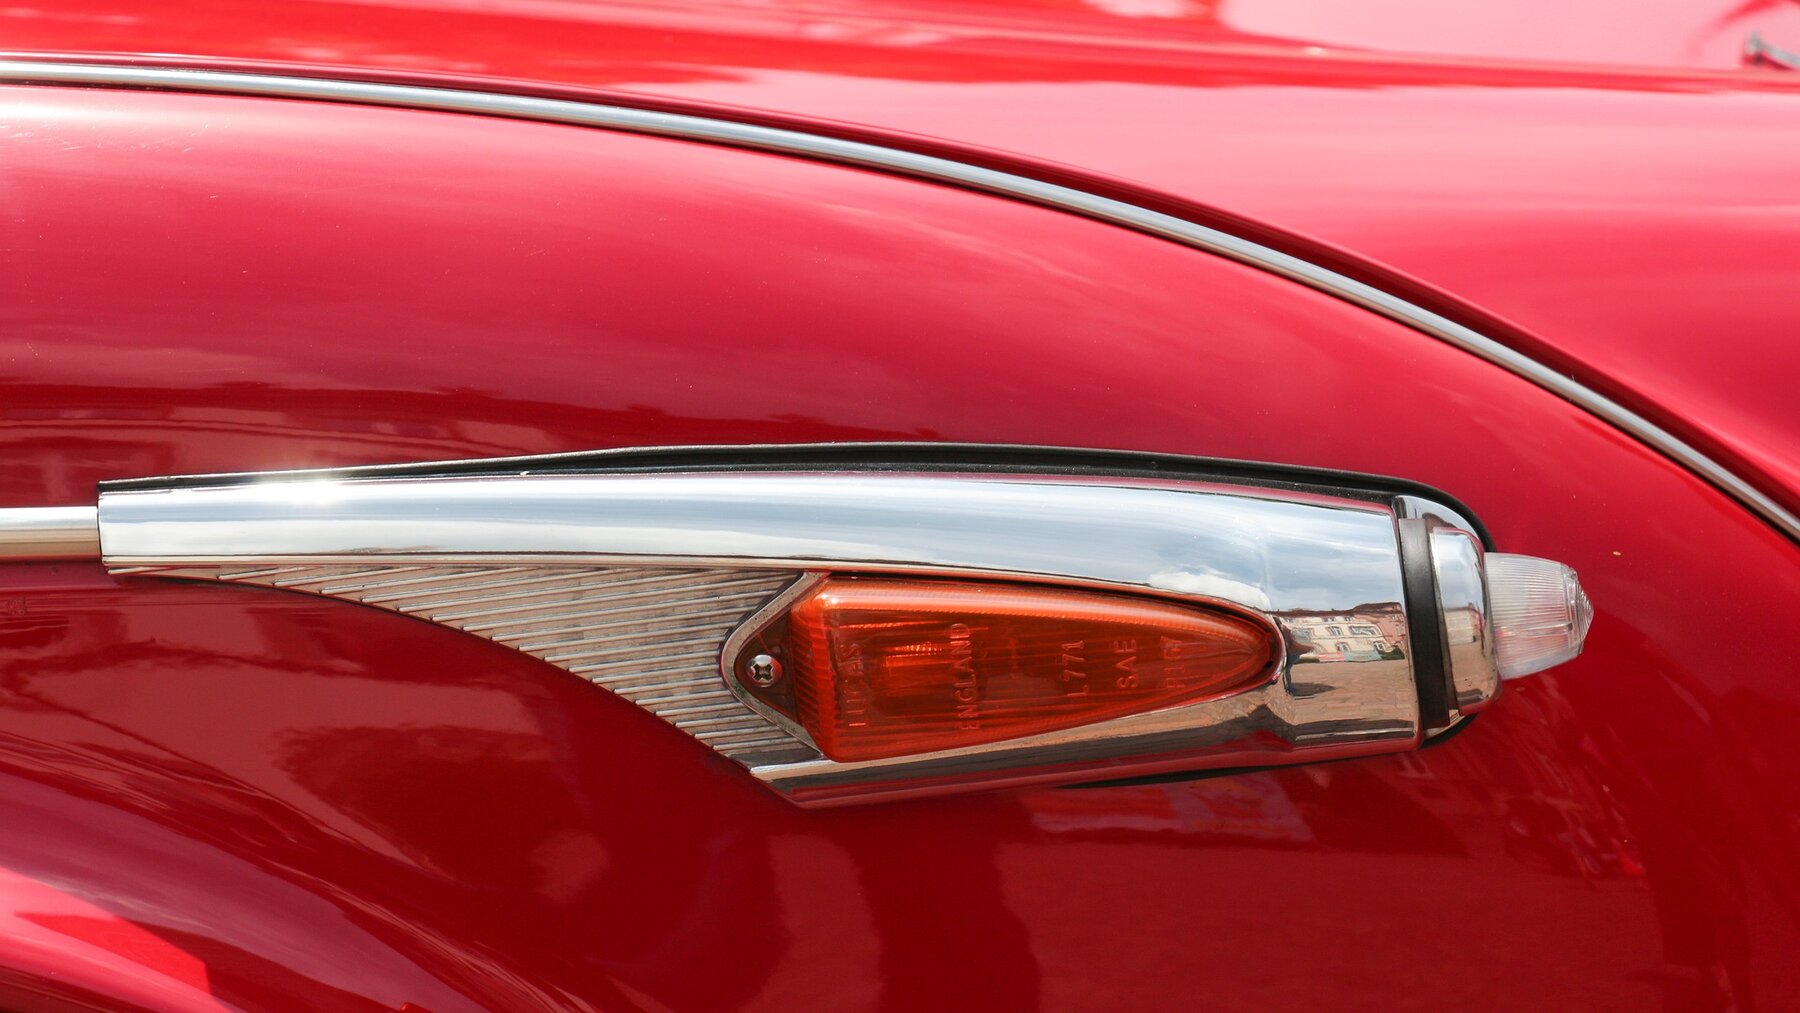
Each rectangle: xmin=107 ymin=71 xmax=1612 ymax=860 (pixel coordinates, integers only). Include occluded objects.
xmin=745 ymin=653 xmax=783 ymax=687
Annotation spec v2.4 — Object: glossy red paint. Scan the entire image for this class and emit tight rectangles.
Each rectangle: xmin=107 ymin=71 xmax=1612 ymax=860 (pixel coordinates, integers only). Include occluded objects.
xmin=4 ymin=84 xmax=1799 ymax=1010
xmin=4 ymin=0 xmax=1800 ymax=521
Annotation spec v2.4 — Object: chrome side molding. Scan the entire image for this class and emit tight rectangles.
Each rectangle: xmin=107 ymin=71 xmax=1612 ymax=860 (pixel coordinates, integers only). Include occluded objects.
xmin=0 ymin=506 xmax=99 ymax=560
xmin=76 ymin=448 xmax=1574 ymax=805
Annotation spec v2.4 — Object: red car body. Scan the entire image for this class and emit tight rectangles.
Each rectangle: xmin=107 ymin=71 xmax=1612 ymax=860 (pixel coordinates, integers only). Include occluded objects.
xmin=2 ymin=2 xmax=1799 ymax=1009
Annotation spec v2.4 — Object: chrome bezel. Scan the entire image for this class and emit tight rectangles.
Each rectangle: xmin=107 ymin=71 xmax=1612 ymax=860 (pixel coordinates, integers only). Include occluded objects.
xmin=93 ymin=462 xmax=1447 ymax=803
xmin=717 ymin=571 xmax=829 ymax=756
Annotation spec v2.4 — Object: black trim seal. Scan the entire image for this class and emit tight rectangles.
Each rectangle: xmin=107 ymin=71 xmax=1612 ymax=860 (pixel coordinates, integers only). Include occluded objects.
xmin=1397 ymin=517 xmax=1455 ymax=730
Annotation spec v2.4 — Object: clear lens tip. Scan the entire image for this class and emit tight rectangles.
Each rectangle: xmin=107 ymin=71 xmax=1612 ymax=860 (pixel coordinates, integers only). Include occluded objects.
xmin=1485 ymin=553 xmax=1593 ymax=679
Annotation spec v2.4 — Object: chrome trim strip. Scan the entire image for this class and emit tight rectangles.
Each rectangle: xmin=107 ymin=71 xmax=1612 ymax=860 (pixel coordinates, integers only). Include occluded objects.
xmin=0 ymin=506 xmax=100 ymax=560
xmin=1746 ymin=31 xmax=1800 ymax=71
xmin=97 ymin=472 xmax=1407 ymax=612
xmin=98 ymin=469 xmax=1427 ymax=803
xmin=3 ymin=59 xmax=1793 ymax=543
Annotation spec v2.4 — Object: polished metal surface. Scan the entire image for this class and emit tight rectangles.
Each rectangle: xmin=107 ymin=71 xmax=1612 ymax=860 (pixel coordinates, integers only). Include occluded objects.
xmin=98 ymin=472 xmax=1408 ymax=613
xmin=1746 ymin=31 xmax=1800 ymax=70
xmin=1396 ymin=494 xmax=1481 ymax=540
xmin=0 ymin=58 xmax=1793 ymax=545
xmin=99 ymin=466 xmax=1432 ymax=802
xmin=114 ymin=560 xmax=806 ymax=757
xmin=0 ymin=505 xmax=99 ymax=559
xmin=1429 ymin=525 xmax=1499 ymax=714
xmin=719 ymin=572 xmax=830 ymax=758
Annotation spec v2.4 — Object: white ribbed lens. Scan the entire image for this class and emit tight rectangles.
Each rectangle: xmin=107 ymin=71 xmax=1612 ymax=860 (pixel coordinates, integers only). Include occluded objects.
xmin=1485 ymin=553 xmax=1593 ymax=678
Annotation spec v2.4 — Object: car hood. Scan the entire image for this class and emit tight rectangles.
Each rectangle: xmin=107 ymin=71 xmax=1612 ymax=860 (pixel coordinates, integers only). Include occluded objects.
xmin=6 ymin=0 xmax=1800 ymax=523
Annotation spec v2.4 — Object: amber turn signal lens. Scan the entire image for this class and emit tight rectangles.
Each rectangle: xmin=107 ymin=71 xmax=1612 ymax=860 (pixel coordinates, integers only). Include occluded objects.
xmin=737 ymin=579 xmax=1275 ymax=762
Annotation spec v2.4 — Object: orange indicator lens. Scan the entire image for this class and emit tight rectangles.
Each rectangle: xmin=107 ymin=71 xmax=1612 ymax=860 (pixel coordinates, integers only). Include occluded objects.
xmin=745 ymin=579 xmax=1275 ymax=762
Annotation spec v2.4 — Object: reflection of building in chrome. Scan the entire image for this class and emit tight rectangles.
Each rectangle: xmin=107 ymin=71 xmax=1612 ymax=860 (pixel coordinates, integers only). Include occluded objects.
xmin=1282 ymin=606 xmax=1406 ymax=663
xmin=1442 ymin=604 xmax=1484 ymax=652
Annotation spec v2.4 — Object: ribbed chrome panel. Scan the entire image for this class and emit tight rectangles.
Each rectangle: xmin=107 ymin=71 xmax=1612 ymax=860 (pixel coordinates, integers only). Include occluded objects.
xmin=118 ymin=563 xmax=806 ymax=758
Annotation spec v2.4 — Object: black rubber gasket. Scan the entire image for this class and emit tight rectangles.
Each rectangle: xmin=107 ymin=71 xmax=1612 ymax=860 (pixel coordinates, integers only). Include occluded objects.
xmin=1397 ymin=517 xmax=1456 ymax=729
xmin=99 ymin=442 xmax=1494 ymax=550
